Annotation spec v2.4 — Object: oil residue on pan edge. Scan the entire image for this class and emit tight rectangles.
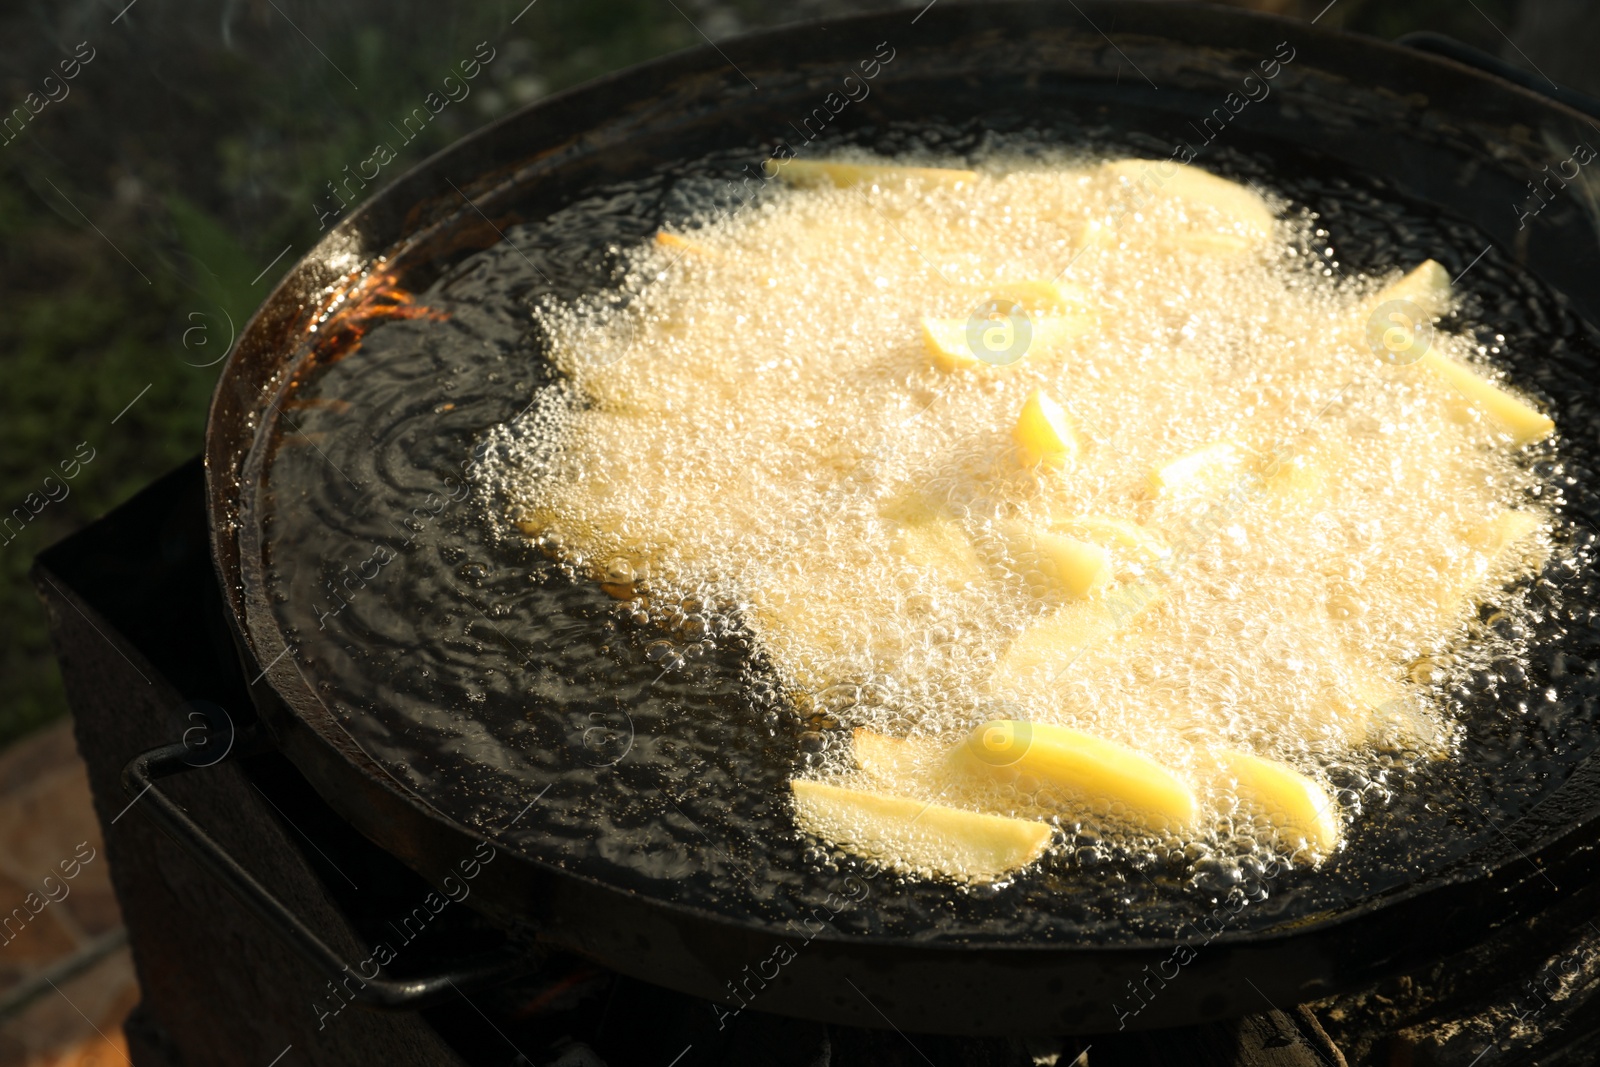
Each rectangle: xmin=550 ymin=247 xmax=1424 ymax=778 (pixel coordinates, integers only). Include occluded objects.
xmin=257 ymin=124 xmax=1600 ymax=945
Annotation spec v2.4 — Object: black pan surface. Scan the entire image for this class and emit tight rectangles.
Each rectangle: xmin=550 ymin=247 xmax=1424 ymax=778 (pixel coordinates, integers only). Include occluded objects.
xmin=207 ymin=1 xmax=1600 ymax=1034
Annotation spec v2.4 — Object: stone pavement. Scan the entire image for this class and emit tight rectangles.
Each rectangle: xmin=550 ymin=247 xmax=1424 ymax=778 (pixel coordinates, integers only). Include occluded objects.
xmin=0 ymin=719 xmax=135 ymax=1066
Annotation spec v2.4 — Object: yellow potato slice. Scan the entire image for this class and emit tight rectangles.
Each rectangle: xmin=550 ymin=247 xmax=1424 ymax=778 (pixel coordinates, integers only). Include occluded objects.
xmin=923 ymin=315 xmax=1095 ymax=372
xmin=1267 ymin=452 xmax=1324 ymax=504
xmin=955 ymin=721 xmax=1199 ymax=835
xmin=1433 ymin=509 xmax=1546 ymax=615
xmin=1031 ymin=314 xmax=1100 ymax=349
xmin=1262 ymin=438 xmax=1349 ymax=510
xmin=1303 ymin=683 xmax=1376 ymax=749
xmin=877 ymin=490 xmax=940 ymax=526
xmin=1075 ymin=217 xmax=1119 ymax=254
xmin=1336 ymin=671 xmax=1401 ymax=727
xmin=1357 ymin=686 xmax=1453 ymax=756
xmin=1003 ymin=524 xmax=1112 ymax=599
xmin=996 ymin=582 xmax=1165 ymax=685
xmin=765 ymin=158 xmax=979 ymax=189
xmin=851 ymin=728 xmax=925 ymax=783
xmin=853 ymin=728 xmax=1334 ymax=857
xmin=1359 ymin=261 xmax=1552 ymax=444
xmin=1147 ymin=440 xmax=1242 ymax=498
xmin=1310 ymin=669 xmax=1452 ymax=755
xmin=1076 ymin=213 xmax=1266 ymax=261
xmin=879 ymin=492 xmax=984 ymax=593
xmin=1031 ymin=532 xmax=1113 ymax=599
xmin=1208 ymin=749 xmax=1341 ymax=856
xmin=1050 ymin=515 xmax=1170 ymax=562
xmin=789 ymin=779 xmax=1051 ymax=883
xmin=962 ymin=279 xmax=1095 ymax=314
xmin=891 ymin=516 xmax=984 ymax=592
xmin=1466 ymin=509 xmax=1545 ymax=557
xmin=1418 ymin=350 xmax=1555 ymax=445
xmin=654 ymin=230 xmax=715 ymax=257
xmin=854 ymin=726 xmax=1195 ymax=837
xmin=1373 ymin=259 xmax=1453 ymax=320
xmin=921 ymin=317 xmax=984 ymax=371
xmin=1014 ymin=388 xmax=1078 ymax=468
xmin=1102 ymin=160 xmax=1275 ymax=243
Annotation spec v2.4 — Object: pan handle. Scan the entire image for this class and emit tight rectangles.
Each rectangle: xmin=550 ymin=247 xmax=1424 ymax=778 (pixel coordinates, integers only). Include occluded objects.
xmin=1397 ymin=31 xmax=1600 ymax=121
xmin=121 ymin=739 xmax=538 ymax=1010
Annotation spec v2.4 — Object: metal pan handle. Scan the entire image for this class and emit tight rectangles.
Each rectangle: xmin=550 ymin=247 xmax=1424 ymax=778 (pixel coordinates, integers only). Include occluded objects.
xmin=1397 ymin=31 xmax=1600 ymax=120
xmin=121 ymin=739 xmax=537 ymax=1010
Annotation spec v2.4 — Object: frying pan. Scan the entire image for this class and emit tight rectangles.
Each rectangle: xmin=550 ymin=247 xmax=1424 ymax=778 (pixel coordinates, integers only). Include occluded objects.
xmin=124 ymin=0 xmax=1600 ymax=1036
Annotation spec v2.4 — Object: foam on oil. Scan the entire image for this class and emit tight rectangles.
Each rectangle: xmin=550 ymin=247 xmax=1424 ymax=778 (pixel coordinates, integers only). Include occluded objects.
xmin=477 ymin=150 xmax=1558 ymax=879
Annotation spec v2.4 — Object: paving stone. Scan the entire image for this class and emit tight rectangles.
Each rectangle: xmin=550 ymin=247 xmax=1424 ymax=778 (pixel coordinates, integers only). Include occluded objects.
xmin=0 ymin=725 xmax=79 ymax=803
xmin=0 ymin=946 xmax=136 ymax=1067
xmin=0 ymin=868 xmax=82 ymax=999
xmin=0 ymin=718 xmax=133 ymax=1067
xmin=0 ymin=764 xmax=105 ymax=897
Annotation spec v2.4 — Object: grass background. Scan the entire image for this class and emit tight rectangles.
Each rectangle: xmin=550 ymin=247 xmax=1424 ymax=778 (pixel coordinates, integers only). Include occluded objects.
xmin=0 ymin=0 xmax=1552 ymax=747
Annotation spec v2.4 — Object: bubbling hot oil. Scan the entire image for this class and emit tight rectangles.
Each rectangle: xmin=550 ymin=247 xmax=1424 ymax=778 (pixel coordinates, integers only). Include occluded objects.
xmin=477 ymin=151 xmax=1557 ymax=880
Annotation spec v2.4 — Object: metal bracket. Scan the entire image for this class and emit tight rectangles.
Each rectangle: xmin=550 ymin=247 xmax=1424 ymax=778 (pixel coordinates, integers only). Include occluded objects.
xmin=121 ymin=738 xmax=538 ymax=1010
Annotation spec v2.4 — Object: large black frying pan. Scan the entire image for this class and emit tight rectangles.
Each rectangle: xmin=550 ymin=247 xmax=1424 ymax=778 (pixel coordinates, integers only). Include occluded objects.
xmin=129 ymin=0 xmax=1600 ymax=1036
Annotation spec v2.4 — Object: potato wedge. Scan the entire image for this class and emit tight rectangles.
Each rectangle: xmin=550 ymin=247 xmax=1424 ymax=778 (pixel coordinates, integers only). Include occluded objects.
xmin=1465 ymin=509 xmax=1545 ymax=557
xmin=1147 ymin=440 xmax=1243 ymax=498
xmin=1373 ymin=259 xmax=1453 ymax=320
xmin=995 ymin=582 xmax=1165 ymax=685
xmin=851 ymin=728 xmax=926 ymax=784
xmin=921 ymin=317 xmax=985 ymax=371
xmin=962 ymin=279 xmax=1095 ymax=314
xmin=1102 ymin=160 xmax=1275 ymax=243
xmin=1050 ymin=515 xmax=1171 ymax=562
xmin=654 ymin=230 xmax=715 ymax=257
xmin=748 ymin=572 xmax=852 ymax=675
xmin=790 ymin=779 xmax=1051 ymax=883
xmin=1432 ymin=509 xmax=1546 ymax=615
xmin=1262 ymin=444 xmax=1329 ymax=507
xmin=1168 ymin=229 xmax=1261 ymax=258
xmin=1208 ymin=749 xmax=1341 ymax=856
xmin=851 ymin=729 xmax=1338 ymax=857
xmin=1419 ymin=350 xmax=1555 ymax=445
xmin=766 ymin=158 xmax=979 ymax=189
xmin=854 ymin=726 xmax=1196 ymax=838
xmin=891 ymin=516 xmax=984 ymax=591
xmin=1359 ymin=261 xmax=1552 ymax=444
xmin=923 ymin=315 xmax=1095 ymax=372
xmin=955 ymin=721 xmax=1198 ymax=835
xmin=1002 ymin=524 xmax=1112 ymax=599
xmin=1014 ymin=388 xmax=1079 ymax=468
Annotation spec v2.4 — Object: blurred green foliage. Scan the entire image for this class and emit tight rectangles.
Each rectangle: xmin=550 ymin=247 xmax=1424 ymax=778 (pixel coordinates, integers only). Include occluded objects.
xmin=0 ymin=0 xmax=724 ymax=747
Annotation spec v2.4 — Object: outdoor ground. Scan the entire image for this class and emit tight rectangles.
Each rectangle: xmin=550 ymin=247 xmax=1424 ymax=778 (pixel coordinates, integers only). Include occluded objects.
xmin=0 ymin=720 xmax=128 ymax=1066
